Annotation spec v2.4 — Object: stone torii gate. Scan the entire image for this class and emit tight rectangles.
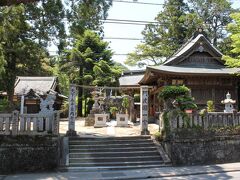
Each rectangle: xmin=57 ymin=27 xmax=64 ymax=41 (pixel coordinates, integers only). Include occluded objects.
xmin=66 ymin=84 xmax=150 ymax=136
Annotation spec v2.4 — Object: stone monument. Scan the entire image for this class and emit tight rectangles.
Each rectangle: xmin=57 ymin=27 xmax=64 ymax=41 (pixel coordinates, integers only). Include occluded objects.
xmin=38 ymin=94 xmax=56 ymax=132
xmin=39 ymin=94 xmax=56 ymax=115
xmin=67 ymin=85 xmax=77 ymax=136
xmin=140 ymin=86 xmax=150 ymax=135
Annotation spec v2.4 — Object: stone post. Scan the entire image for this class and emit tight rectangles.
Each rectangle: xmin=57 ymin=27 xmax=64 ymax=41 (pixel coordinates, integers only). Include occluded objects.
xmin=66 ymin=85 xmax=77 ymax=136
xmin=12 ymin=110 xmax=19 ymax=135
xmin=20 ymin=95 xmax=25 ymax=114
xmin=140 ymin=86 xmax=150 ymax=135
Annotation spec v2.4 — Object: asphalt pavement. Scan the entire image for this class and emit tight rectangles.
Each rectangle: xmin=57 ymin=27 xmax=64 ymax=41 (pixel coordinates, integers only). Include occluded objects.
xmin=2 ymin=162 xmax=240 ymax=180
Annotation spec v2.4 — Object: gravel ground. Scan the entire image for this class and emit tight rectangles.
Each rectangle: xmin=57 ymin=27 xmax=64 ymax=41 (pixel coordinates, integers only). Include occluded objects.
xmin=59 ymin=118 xmax=159 ymax=137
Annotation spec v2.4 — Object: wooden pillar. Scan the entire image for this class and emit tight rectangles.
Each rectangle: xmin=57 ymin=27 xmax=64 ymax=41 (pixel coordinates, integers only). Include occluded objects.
xmin=140 ymin=86 xmax=150 ymax=135
xmin=235 ymin=79 xmax=239 ymax=111
xmin=67 ymin=85 xmax=77 ymax=136
xmin=212 ymin=87 xmax=215 ymax=103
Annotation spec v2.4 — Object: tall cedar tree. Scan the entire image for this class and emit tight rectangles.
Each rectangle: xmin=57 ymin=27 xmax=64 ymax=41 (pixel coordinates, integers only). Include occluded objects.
xmin=65 ymin=0 xmax=113 ymax=116
xmin=67 ymin=0 xmax=112 ymax=36
xmin=61 ymin=30 xmax=121 ymax=116
xmin=0 ymin=1 xmax=65 ymax=102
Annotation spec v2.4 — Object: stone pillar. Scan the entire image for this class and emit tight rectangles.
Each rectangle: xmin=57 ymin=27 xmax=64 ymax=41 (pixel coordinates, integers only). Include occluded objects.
xmin=20 ymin=95 xmax=25 ymax=114
xmin=66 ymin=85 xmax=77 ymax=136
xmin=140 ymin=86 xmax=150 ymax=135
xmin=12 ymin=110 xmax=19 ymax=135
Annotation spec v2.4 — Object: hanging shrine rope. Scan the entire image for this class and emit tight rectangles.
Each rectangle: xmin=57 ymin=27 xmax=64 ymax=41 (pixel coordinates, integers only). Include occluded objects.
xmin=70 ymin=84 xmax=142 ymax=90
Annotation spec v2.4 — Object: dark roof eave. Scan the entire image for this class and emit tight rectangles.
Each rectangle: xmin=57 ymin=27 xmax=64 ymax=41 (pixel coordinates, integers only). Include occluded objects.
xmin=138 ymin=67 xmax=153 ymax=85
xmin=147 ymin=66 xmax=240 ymax=77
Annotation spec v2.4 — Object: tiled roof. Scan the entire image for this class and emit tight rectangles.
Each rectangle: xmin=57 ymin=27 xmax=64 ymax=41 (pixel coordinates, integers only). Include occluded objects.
xmin=148 ymin=65 xmax=240 ymax=75
xmin=14 ymin=76 xmax=57 ymax=95
xmin=119 ymin=74 xmax=144 ymax=86
xmin=163 ymin=34 xmax=223 ymax=65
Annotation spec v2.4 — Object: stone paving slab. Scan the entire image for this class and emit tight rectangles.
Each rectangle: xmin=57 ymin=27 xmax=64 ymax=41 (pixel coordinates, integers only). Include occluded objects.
xmin=4 ymin=162 xmax=240 ymax=180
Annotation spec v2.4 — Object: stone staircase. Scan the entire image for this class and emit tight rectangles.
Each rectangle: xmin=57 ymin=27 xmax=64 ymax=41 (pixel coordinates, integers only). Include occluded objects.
xmin=67 ymin=136 xmax=170 ymax=171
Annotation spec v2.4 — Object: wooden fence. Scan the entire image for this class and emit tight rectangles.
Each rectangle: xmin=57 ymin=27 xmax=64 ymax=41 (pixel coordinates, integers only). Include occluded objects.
xmin=0 ymin=111 xmax=60 ymax=135
xmin=169 ymin=112 xmax=240 ymax=130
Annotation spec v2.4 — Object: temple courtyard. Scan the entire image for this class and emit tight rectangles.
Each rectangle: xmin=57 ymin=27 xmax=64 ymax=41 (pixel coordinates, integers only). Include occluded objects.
xmin=59 ymin=118 xmax=159 ymax=137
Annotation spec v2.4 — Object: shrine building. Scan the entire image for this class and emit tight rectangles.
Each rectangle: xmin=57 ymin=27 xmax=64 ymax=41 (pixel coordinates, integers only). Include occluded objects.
xmin=120 ymin=30 xmax=240 ymax=113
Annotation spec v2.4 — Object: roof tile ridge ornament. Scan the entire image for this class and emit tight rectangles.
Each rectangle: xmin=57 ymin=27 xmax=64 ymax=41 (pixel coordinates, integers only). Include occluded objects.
xmin=193 ymin=27 xmax=210 ymax=40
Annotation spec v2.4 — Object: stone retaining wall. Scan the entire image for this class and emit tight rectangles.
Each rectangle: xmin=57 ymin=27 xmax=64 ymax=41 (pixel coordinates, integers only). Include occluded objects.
xmin=0 ymin=136 xmax=61 ymax=174
xmin=163 ymin=135 xmax=240 ymax=165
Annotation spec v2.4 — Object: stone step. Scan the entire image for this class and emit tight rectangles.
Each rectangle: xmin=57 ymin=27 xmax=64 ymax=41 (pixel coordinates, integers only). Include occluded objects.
xmin=69 ymin=151 xmax=159 ymax=158
xmin=69 ymin=136 xmax=151 ymax=141
xmin=69 ymin=155 xmax=162 ymax=163
xmin=69 ymin=146 xmax=158 ymax=153
xmin=68 ymin=160 xmax=164 ymax=167
xmin=67 ymin=164 xmax=168 ymax=171
xmin=69 ymin=139 xmax=153 ymax=145
xmin=67 ymin=136 xmax=169 ymax=170
xmin=69 ymin=142 xmax=154 ymax=149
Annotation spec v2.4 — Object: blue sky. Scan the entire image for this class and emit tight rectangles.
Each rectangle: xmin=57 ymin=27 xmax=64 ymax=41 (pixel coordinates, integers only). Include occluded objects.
xmin=103 ymin=0 xmax=240 ymax=70
xmin=103 ymin=0 xmax=163 ymax=69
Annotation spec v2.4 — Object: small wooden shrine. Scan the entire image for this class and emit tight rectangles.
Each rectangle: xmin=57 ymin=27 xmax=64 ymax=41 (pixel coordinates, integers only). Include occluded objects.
xmin=13 ymin=76 xmax=67 ymax=113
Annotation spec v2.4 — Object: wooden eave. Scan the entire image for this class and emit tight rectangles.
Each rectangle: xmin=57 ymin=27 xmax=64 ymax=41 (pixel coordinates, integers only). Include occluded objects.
xmin=139 ymin=66 xmax=240 ymax=85
xmin=138 ymin=69 xmax=154 ymax=85
xmin=148 ymin=67 xmax=239 ymax=77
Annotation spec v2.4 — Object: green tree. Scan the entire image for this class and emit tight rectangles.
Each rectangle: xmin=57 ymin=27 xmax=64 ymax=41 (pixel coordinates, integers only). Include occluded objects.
xmin=188 ymin=0 xmax=234 ymax=46
xmin=0 ymin=0 xmax=38 ymax=6
xmin=0 ymin=44 xmax=6 ymax=77
xmin=62 ymin=30 xmax=121 ymax=116
xmin=126 ymin=0 xmax=236 ymax=67
xmin=0 ymin=5 xmax=31 ymax=101
xmin=218 ymin=36 xmax=234 ymax=56
xmin=50 ymin=56 xmax=70 ymax=96
xmin=125 ymin=0 xmax=200 ymax=67
xmin=67 ymin=0 xmax=112 ymax=36
xmin=25 ymin=0 xmax=66 ymax=51
xmin=0 ymin=2 xmax=65 ymax=102
xmin=223 ymin=12 xmax=240 ymax=67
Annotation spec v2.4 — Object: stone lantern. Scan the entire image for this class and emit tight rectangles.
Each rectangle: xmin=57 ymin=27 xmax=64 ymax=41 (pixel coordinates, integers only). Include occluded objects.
xmin=221 ymin=92 xmax=236 ymax=113
xmin=91 ymin=90 xmax=100 ymax=110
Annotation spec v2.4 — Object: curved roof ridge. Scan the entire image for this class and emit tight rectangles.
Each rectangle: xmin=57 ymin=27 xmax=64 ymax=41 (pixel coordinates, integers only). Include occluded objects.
xmin=163 ymin=34 xmax=223 ymax=65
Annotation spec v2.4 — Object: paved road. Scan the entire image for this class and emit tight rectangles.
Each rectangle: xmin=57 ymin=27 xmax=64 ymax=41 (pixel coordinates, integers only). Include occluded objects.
xmin=145 ymin=171 xmax=240 ymax=179
xmin=2 ymin=162 xmax=240 ymax=180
